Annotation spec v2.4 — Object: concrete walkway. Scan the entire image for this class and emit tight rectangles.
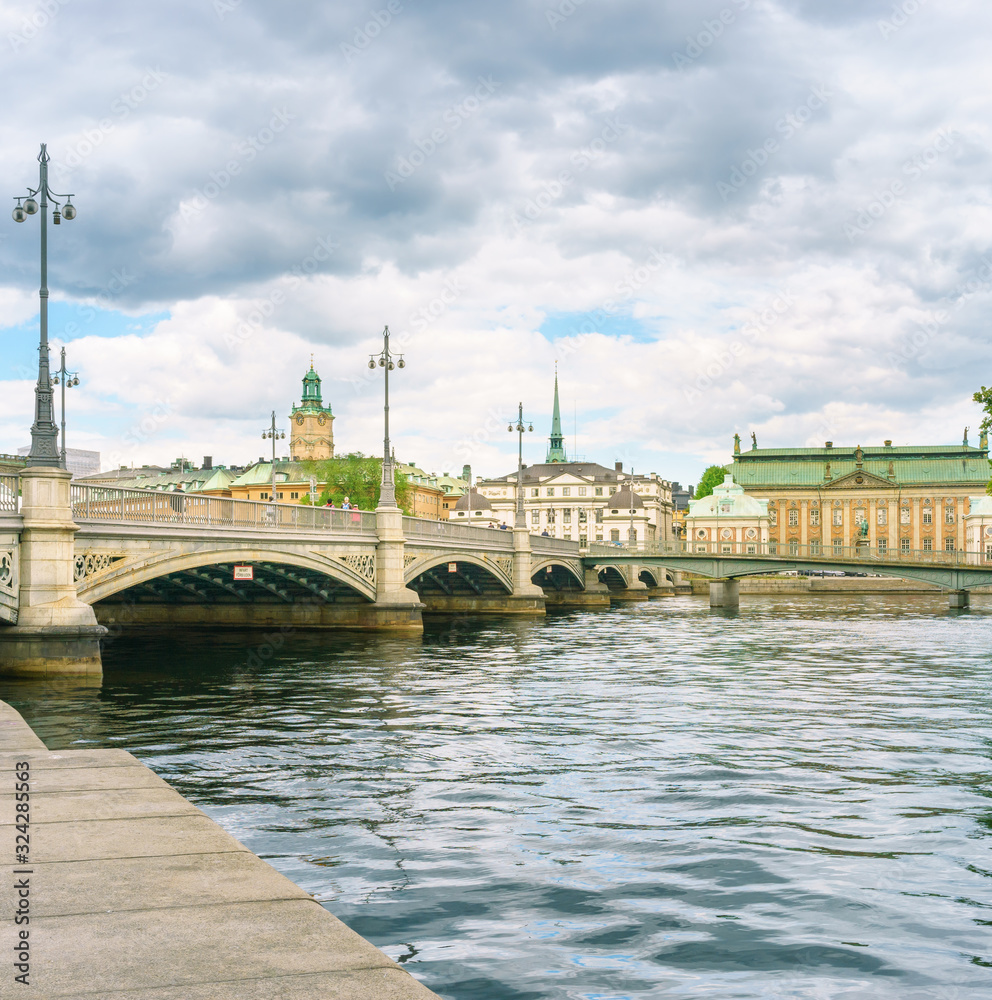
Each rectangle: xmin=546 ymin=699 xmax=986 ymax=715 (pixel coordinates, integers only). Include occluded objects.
xmin=0 ymin=700 xmax=440 ymax=998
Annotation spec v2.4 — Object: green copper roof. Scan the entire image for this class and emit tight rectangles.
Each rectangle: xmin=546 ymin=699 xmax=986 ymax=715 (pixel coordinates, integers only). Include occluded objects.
xmin=292 ymin=361 xmax=332 ymax=415
xmin=732 ymin=443 xmax=990 ymax=488
xmin=545 ymin=371 xmax=567 ymax=463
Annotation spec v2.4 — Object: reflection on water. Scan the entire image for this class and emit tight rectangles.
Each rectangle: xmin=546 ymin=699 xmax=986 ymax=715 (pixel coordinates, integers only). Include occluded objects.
xmin=3 ymin=594 xmax=992 ymax=999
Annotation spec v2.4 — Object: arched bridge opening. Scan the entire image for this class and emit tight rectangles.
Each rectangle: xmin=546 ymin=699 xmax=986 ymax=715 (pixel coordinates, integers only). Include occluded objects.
xmin=92 ymin=560 xmax=374 ymax=629
xmin=531 ymin=562 xmax=584 ymax=594
xmin=407 ymin=558 xmax=511 ymax=600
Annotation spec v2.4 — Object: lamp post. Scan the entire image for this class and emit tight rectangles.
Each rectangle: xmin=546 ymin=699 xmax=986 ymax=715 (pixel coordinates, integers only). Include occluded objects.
xmin=261 ymin=411 xmax=285 ymax=503
xmin=628 ymin=470 xmax=636 ymax=552
xmin=367 ymin=325 xmax=405 ymax=509
xmin=11 ymin=143 xmax=78 ymax=467
xmin=507 ymin=403 xmax=533 ymax=530
xmin=51 ymin=346 xmax=80 ymax=470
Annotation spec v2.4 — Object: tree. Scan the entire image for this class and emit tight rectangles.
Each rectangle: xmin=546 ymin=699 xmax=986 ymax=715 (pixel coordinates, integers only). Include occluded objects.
xmin=693 ymin=464 xmax=729 ymax=500
xmin=973 ymin=385 xmax=992 ymax=492
xmin=301 ymin=453 xmax=412 ymax=512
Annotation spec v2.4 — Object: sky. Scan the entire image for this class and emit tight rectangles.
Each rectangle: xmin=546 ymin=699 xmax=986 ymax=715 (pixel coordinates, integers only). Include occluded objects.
xmin=1 ymin=0 xmax=989 ymax=488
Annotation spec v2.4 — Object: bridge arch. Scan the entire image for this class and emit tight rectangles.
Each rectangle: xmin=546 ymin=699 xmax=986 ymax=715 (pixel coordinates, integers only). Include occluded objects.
xmin=405 ymin=552 xmax=512 ymax=597
xmin=78 ymin=546 xmax=377 ymax=606
xmin=531 ymin=558 xmax=584 ymax=592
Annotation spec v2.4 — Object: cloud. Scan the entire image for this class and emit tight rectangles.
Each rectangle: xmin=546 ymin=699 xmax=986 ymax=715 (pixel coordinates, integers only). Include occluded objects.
xmin=1 ymin=0 xmax=989 ymax=484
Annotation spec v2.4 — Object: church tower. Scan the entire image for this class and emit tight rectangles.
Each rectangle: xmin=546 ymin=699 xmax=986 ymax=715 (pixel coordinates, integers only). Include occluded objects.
xmin=289 ymin=360 xmax=334 ymax=462
xmin=545 ymin=368 xmax=568 ymax=463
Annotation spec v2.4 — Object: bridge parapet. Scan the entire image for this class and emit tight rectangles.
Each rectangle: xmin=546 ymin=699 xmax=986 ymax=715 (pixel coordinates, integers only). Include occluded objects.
xmin=402 ymin=516 xmax=514 ymax=550
xmin=71 ymin=483 xmax=378 ymax=536
xmin=0 ymin=474 xmax=19 ymax=514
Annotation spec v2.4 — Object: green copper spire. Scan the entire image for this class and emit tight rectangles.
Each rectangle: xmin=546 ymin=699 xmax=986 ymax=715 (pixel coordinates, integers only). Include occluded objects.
xmin=300 ymin=357 xmax=323 ymax=408
xmin=546 ymin=367 xmax=567 ymax=463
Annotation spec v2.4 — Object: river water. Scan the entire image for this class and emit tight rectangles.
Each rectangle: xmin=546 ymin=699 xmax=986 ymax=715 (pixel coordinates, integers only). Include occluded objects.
xmin=3 ymin=594 xmax=991 ymax=999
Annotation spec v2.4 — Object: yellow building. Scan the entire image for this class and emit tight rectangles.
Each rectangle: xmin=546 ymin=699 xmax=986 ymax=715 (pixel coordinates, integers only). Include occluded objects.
xmin=289 ymin=362 xmax=334 ymax=462
xmin=731 ymin=433 xmax=991 ymax=555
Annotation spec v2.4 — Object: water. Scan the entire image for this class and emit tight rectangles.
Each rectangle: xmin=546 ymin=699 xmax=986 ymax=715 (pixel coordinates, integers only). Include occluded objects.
xmin=3 ymin=594 xmax=991 ymax=999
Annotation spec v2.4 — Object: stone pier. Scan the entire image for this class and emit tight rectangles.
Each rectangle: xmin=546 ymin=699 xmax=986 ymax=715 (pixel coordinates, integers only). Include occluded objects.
xmin=0 ymin=700 xmax=440 ymax=999
xmin=709 ymin=577 xmax=740 ymax=608
xmin=948 ymin=589 xmax=970 ymax=609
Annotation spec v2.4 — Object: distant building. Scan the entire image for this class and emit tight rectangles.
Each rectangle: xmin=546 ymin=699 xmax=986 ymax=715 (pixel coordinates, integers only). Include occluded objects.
xmin=730 ymin=432 xmax=991 ymax=554
xmin=289 ymin=361 xmax=334 ymax=462
xmin=395 ymin=462 xmax=445 ymax=520
xmin=475 ymin=375 xmax=673 ymax=543
xmin=17 ymin=446 xmax=100 ymax=478
xmin=684 ymin=475 xmax=770 ymax=553
xmin=671 ymin=481 xmax=694 ymax=538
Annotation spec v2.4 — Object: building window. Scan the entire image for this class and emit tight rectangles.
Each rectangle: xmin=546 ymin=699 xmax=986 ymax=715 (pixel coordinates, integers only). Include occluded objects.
xmin=719 ymin=501 xmax=731 ymax=514
xmin=290 ymin=492 xmax=299 ymax=499
xmin=531 ymin=488 xmax=538 ymax=497
xmin=877 ymin=538 xmax=887 ymax=553
xmin=563 ymin=509 xmax=572 ymax=524
xmin=833 ymin=508 xmax=843 ymax=526
xmin=788 ymin=509 xmax=798 ymax=527
xmin=547 ymin=488 xmax=555 ymax=497
xmin=900 ymin=508 xmax=911 ymax=524
xmin=922 ymin=510 xmax=932 ymax=525
xmin=595 ymin=487 xmax=603 ymax=496
xmin=531 ymin=510 xmax=540 ymax=524
xmin=579 ymin=535 xmax=587 ymax=546
xmin=578 ymin=487 xmax=587 ymax=496
xmin=810 ymin=539 xmax=820 ymax=554
xmin=578 ymin=509 xmax=587 ymax=523
xmin=944 ymin=537 xmax=955 ymax=551
xmin=596 ymin=534 xmax=603 ymax=541
xmin=810 ymin=508 xmax=820 ymax=526
xmin=547 ymin=509 xmax=556 ymax=523
xmin=562 ymin=487 xmax=571 ymax=497
xmin=722 ymin=545 xmax=732 ymax=553
xmin=746 ymin=544 xmax=756 ymax=554
xmin=609 ymin=486 xmax=617 ymax=495
xmin=900 ymin=537 xmax=911 ymax=553
xmin=769 ymin=541 xmax=778 ymax=554
xmin=854 ymin=509 xmax=866 ymax=525
xmin=833 ymin=538 xmax=843 ymax=554
xmin=986 ymin=543 xmax=992 ymax=561
xmin=945 ymin=507 xmax=955 ymax=524
xmin=610 ymin=529 xmax=620 ymax=541
xmin=877 ymin=508 xmax=887 ymax=525
xmin=789 ymin=540 xmax=799 ymax=555
xmin=923 ymin=537 xmax=933 ymax=551
xmin=595 ymin=509 xmax=603 ymax=524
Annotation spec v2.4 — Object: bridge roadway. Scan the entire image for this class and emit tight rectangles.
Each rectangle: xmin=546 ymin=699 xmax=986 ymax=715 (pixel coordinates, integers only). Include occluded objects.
xmin=0 ymin=474 xmax=986 ymax=675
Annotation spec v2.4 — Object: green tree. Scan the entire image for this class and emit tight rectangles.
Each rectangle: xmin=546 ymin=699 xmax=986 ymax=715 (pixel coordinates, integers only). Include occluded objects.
xmin=973 ymin=385 xmax=992 ymax=492
xmin=301 ymin=452 xmax=412 ymax=512
xmin=693 ymin=464 xmax=729 ymax=499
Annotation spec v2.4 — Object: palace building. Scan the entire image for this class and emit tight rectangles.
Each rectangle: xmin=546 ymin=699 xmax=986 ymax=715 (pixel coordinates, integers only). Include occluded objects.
xmin=289 ymin=361 xmax=334 ymax=462
xmin=730 ymin=432 xmax=991 ymax=554
xmin=475 ymin=374 xmax=674 ymax=544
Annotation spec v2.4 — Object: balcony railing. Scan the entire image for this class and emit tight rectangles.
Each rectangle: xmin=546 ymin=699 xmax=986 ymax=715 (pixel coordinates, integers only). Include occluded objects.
xmin=70 ymin=484 xmax=377 ymax=533
xmin=0 ymin=474 xmax=19 ymax=514
xmin=586 ymin=538 xmax=992 ymax=568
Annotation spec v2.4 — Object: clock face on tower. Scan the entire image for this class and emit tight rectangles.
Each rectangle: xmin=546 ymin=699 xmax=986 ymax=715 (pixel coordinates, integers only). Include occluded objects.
xmin=296 ymin=414 xmax=304 ymax=425
xmin=317 ymin=414 xmax=326 ymax=425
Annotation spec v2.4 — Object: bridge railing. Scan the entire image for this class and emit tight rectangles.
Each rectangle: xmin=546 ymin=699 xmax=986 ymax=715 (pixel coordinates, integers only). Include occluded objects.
xmin=0 ymin=474 xmax=18 ymax=514
xmin=402 ymin=516 xmax=514 ymax=549
xmin=588 ymin=539 xmax=991 ymax=568
xmin=70 ymin=484 xmax=378 ymax=533
xmin=531 ymin=535 xmax=582 ymax=555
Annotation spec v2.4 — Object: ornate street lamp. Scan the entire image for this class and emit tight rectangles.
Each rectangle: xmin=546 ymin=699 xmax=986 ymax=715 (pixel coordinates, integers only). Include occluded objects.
xmin=261 ymin=410 xmax=285 ymax=503
xmin=51 ymin=346 xmax=80 ymax=470
xmin=367 ymin=325 xmax=405 ymax=508
xmin=507 ymin=403 xmax=533 ymax=530
xmin=11 ymin=143 xmax=78 ymax=467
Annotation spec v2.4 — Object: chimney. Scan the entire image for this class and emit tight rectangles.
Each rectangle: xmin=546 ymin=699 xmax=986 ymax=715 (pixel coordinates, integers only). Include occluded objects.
xmin=203 ymin=456 xmax=212 ymax=470
xmin=615 ymin=461 xmax=623 ymax=472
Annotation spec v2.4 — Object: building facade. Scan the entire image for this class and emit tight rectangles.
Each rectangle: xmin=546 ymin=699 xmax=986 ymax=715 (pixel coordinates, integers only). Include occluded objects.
xmin=684 ymin=474 xmax=770 ymax=553
xmin=730 ymin=434 xmax=991 ymax=554
xmin=289 ymin=362 xmax=334 ymax=462
xmin=474 ymin=375 xmax=673 ymax=543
